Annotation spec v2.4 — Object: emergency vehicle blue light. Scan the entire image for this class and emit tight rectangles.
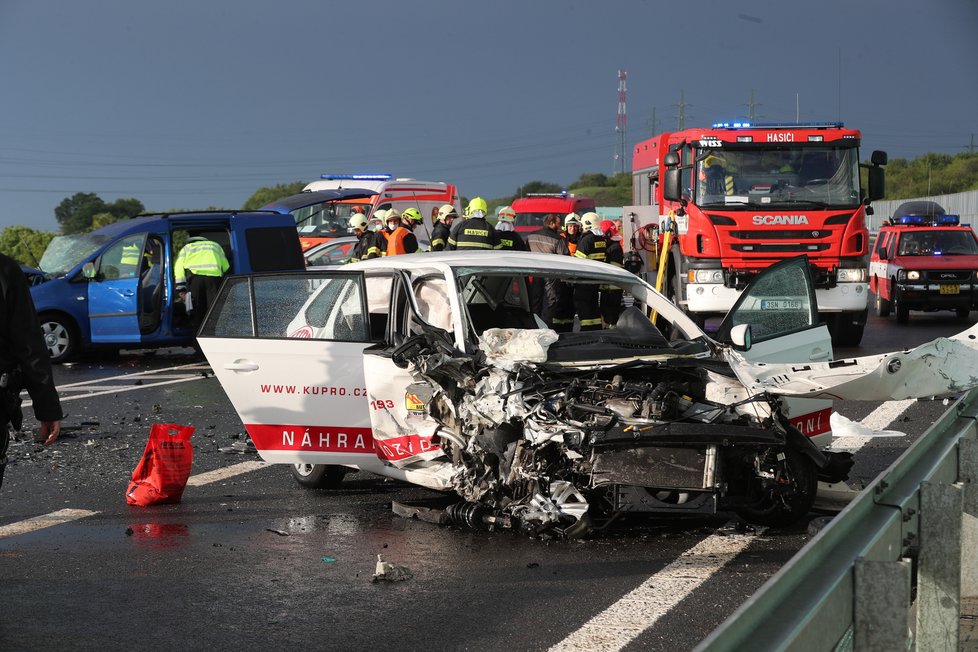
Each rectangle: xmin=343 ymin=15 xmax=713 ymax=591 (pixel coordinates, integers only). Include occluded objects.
xmin=714 ymin=121 xmax=844 ymax=129
xmin=320 ymin=173 xmax=393 ymax=181
xmin=897 ymin=215 xmax=924 ymax=225
xmin=937 ymin=215 xmax=961 ymax=226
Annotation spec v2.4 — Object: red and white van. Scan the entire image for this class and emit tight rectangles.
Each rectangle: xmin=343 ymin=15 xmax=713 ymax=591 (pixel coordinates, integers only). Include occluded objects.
xmin=511 ymin=193 xmax=596 ymax=235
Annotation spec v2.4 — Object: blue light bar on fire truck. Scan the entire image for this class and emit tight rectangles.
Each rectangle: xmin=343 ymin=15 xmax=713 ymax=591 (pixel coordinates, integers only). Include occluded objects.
xmin=710 ymin=121 xmax=845 ymax=129
xmin=320 ymin=173 xmax=393 ymax=181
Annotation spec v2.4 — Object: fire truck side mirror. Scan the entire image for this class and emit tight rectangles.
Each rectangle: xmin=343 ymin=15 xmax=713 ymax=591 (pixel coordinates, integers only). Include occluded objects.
xmin=867 ymin=166 xmax=885 ymax=201
xmin=662 ymin=168 xmax=683 ymax=202
xmin=879 ymin=247 xmax=889 ymax=261
xmin=871 ymin=150 xmax=888 ymax=166
xmin=663 ymin=152 xmax=680 ymax=167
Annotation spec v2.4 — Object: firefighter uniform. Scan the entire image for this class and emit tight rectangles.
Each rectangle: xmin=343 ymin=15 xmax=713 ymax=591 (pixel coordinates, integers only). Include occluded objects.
xmin=430 ymin=221 xmax=451 ymax=251
xmin=496 ymin=229 xmax=527 ymax=251
xmin=527 ymin=220 xmax=574 ymax=331
xmin=446 ymin=216 xmax=499 ymax=250
xmin=573 ymin=230 xmax=607 ymax=330
xmin=600 ymin=224 xmax=625 ymax=327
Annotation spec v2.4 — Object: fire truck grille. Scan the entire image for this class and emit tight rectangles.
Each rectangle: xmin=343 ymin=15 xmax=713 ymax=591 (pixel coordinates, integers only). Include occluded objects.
xmin=731 ymin=243 xmax=831 ymax=253
xmin=728 ymin=230 xmax=831 ymax=240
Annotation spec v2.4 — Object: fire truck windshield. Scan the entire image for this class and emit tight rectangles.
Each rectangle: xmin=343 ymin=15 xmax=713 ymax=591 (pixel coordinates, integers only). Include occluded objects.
xmin=694 ymin=146 xmax=861 ymax=209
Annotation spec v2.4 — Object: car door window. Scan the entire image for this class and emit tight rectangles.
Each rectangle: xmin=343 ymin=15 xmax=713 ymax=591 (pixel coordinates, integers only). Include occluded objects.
xmin=99 ymin=234 xmax=146 ymax=280
xmin=200 ymin=272 xmax=370 ymax=342
xmin=715 ymin=256 xmax=818 ymax=344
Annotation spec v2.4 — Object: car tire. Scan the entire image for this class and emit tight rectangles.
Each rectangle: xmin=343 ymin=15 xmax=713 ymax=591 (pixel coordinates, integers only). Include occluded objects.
xmin=290 ymin=464 xmax=348 ymax=489
xmin=39 ymin=314 xmax=77 ymax=363
xmin=895 ymin=295 xmax=910 ymax=324
xmin=956 ymin=308 xmax=970 ymax=320
xmin=874 ymin=291 xmax=891 ymax=318
xmin=735 ymin=446 xmax=817 ymax=527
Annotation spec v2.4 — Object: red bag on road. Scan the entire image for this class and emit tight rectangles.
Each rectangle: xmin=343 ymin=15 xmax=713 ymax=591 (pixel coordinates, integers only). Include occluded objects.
xmin=125 ymin=424 xmax=195 ymax=506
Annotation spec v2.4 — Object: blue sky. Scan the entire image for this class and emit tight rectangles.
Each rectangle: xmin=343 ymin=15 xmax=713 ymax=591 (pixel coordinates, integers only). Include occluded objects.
xmin=1 ymin=0 xmax=976 ymax=231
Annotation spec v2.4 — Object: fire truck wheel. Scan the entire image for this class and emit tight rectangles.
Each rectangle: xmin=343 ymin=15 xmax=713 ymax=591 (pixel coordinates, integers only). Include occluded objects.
xmin=291 ymin=464 xmax=348 ymax=489
xmin=956 ymin=308 xmax=970 ymax=320
xmin=874 ymin=292 xmax=891 ymax=318
xmin=831 ymin=312 xmax=866 ymax=347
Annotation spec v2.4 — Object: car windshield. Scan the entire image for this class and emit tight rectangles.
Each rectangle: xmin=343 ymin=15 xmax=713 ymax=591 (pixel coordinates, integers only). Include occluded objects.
xmin=292 ymin=201 xmax=372 ymax=238
xmin=694 ymin=145 xmax=861 ymax=209
xmin=514 ymin=212 xmax=557 ymax=229
xmin=38 ymin=233 xmax=113 ymax=275
xmin=898 ymin=230 xmax=978 ymax=256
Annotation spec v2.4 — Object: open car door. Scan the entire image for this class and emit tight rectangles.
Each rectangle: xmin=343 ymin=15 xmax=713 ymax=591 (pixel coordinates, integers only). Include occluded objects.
xmin=714 ymin=256 xmax=834 ymax=439
xmin=197 ymin=271 xmax=380 ymax=467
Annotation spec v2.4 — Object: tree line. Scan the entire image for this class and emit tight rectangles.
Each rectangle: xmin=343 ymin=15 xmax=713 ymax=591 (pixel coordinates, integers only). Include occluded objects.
xmin=3 ymin=152 xmax=976 ymax=267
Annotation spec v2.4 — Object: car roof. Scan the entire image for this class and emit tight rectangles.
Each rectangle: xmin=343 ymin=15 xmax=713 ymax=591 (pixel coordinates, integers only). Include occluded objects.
xmin=85 ymin=211 xmax=290 ymax=239
xmin=347 ymin=250 xmax=637 ymax=279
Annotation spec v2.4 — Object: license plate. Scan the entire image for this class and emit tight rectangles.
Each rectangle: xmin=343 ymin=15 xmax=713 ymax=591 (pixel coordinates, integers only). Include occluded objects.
xmin=939 ymin=284 xmax=960 ymax=295
xmin=760 ymin=299 xmax=802 ymax=310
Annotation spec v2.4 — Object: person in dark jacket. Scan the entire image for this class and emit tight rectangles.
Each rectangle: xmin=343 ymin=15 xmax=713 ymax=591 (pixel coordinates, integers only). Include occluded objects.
xmin=446 ymin=197 xmax=499 ymax=250
xmin=494 ymin=206 xmax=527 ymax=251
xmin=572 ymin=212 xmax=607 ymax=330
xmin=0 ymin=253 xmax=62 ymax=488
xmin=599 ymin=219 xmax=625 ymax=326
xmin=526 ymin=214 xmax=574 ymax=330
xmin=430 ymin=204 xmax=457 ymax=252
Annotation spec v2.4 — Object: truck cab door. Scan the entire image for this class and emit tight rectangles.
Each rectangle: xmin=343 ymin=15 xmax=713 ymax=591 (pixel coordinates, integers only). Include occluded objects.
xmin=88 ymin=234 xmax=147 ymax=343
xmin=197 ymin=271 xmax=380 ymax=468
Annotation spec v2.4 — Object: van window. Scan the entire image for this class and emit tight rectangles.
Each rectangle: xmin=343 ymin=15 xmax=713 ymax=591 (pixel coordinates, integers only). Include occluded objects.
xmin=99 ymin=234 xmax=146 ymax=280
xmin=245 ymin=226 xmax=305 ymax=272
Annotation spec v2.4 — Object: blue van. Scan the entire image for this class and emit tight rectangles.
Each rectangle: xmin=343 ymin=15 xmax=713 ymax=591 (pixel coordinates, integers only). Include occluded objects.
xmin=31 ymin=210 xmax=306 ymax=362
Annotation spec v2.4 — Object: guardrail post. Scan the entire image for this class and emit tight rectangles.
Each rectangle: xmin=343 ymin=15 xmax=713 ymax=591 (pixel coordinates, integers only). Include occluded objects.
xmin=962 ymin=438 xmax=978 ymax=597
xmin=916 ymin=481 xmax=963 ymax=652
xmin=854 ymin=558 xmax=911 ymax=651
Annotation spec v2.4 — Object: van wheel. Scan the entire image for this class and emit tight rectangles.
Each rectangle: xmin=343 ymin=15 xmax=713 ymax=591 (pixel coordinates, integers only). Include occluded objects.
xmin=956 ymin=308 xmax=970 ymax=320
xmin=290 ymin=464 xmax=348 ymax=489
xmin=895 ymin=296 xmax=910 ymax=324
xmin=874 ymin=292 xmax=891 ymax=317
xmin=39 ymin=314 xmax=77 ymax=363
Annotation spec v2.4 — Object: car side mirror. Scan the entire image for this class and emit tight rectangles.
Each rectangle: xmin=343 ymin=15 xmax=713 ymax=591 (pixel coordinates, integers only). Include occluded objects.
xmin=879 ymin=247 xmax=889 ymax=261
xmin=82 ymin=262 xmax=97 ymax=279
xmin=730 ymin=323 xmax=752 ymax=351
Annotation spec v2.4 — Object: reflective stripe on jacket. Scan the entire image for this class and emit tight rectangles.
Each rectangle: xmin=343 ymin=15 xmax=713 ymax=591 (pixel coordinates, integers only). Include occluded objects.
xmin=174 ymin=239 xmax=229 ymax=283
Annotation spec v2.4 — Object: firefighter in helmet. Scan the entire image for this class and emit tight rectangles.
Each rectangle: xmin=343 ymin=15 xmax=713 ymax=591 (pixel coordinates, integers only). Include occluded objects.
xmin=495 ymin=205 xmax=527 ymax=251
xmin=430 ymin=204 xmax=457 ymax=251
xmin=572 ymin=212 xmax=607 ymax=330
xmin=446 ymin=197 xmax=499 ymax=250
xmin=563 ymin=213 xmax=582 ymax=256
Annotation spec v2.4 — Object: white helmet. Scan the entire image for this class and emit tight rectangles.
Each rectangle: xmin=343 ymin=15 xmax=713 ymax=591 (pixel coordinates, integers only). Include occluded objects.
xmin=580 ymin=212 xmax=600 ymax=230
xmin=373 ymin=208 xmax=388 ymax=221
xmin=436 ymin=204 xmax=458 ymax=222
xmin=564 ymin=212 xmax=581 ymax=227
xmin=349 ymin=214 xmax=369 ymax=231
xmin=496 ymin=205 xmax=516 ymax=223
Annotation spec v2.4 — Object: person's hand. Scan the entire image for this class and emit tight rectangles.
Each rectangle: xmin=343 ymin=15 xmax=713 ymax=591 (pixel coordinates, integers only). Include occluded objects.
xmin=39 ymin=420 xmax=60 ymax=446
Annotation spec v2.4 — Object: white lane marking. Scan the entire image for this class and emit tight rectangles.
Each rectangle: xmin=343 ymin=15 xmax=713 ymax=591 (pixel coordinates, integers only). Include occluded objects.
xmin=186 ymin=461 xmax=271 ymax=486
xmin=830 ymin=399 xmax=916 ymax=452
xmin=53 ymin=363 xmax=208 ymax=389
xmin=22 ymin=363 xmax=210 ymax=407
xmin=0 ymin=508 xmax=99 ymax=539
xmin=550 ymin=523 xmax=765 ymax=652
xmin=0 ymin=462 xmax=269 ymax=539
xmin=46 ymin=376 xmax=205 ymax=404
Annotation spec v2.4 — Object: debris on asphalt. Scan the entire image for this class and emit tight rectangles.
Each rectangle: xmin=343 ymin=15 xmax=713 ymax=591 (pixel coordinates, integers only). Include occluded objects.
xmin=266 ymin=528 xmax=290 ymax=536
xmin=371 ymin=555 xmax=413 ymax=583
xmin=219 ymin=438 xmax=256 ymax=454
xmin=321 ymin=556 xmax=337 ymax=563
xmin=391 ymin=501 xmax=450 ymax=525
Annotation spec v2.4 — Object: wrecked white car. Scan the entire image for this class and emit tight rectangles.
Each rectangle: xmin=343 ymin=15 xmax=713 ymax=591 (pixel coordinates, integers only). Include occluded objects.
xmin=198 ymin=253 xmax=864 ymax=536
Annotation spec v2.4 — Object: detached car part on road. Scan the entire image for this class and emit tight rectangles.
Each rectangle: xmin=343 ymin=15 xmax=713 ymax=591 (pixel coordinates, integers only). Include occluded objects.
xmin=197 ymin=252 xmax=978 ymax=538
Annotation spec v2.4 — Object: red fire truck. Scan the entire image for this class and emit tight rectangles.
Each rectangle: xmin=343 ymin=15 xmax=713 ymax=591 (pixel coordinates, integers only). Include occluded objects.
xmin=627 ymin=122 xmax=887 ymax=346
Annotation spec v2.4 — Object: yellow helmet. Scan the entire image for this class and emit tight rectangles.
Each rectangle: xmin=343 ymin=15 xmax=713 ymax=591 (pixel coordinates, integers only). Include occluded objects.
xmin=496 ymin=205 xmax=516 ymax=222
xmin=466 ymin=197 xmax=488 ymax=218
xmin=580 ymin=212 xmax=600 ymax=230
xmin=348 ymin=214 xmax=369 ymax=230
xmin=402 ymin=207 xmax=423 ymax=223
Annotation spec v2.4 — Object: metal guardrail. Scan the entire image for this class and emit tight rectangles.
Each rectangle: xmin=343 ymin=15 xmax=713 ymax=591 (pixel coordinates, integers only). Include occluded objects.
xmin=696 ymin=387 xmax=978 ymax=651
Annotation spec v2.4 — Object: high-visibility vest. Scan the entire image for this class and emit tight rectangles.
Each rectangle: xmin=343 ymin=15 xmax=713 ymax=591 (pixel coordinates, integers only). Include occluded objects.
xmin=386 ymin=227 xmax=417 ymax=256
xmin=175 ymin=239 xmax=229 ymax=283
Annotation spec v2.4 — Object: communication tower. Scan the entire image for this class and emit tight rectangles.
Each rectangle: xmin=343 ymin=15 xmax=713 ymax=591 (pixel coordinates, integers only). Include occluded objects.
xmin=614 ymin=69 xmax=627 ymax=175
